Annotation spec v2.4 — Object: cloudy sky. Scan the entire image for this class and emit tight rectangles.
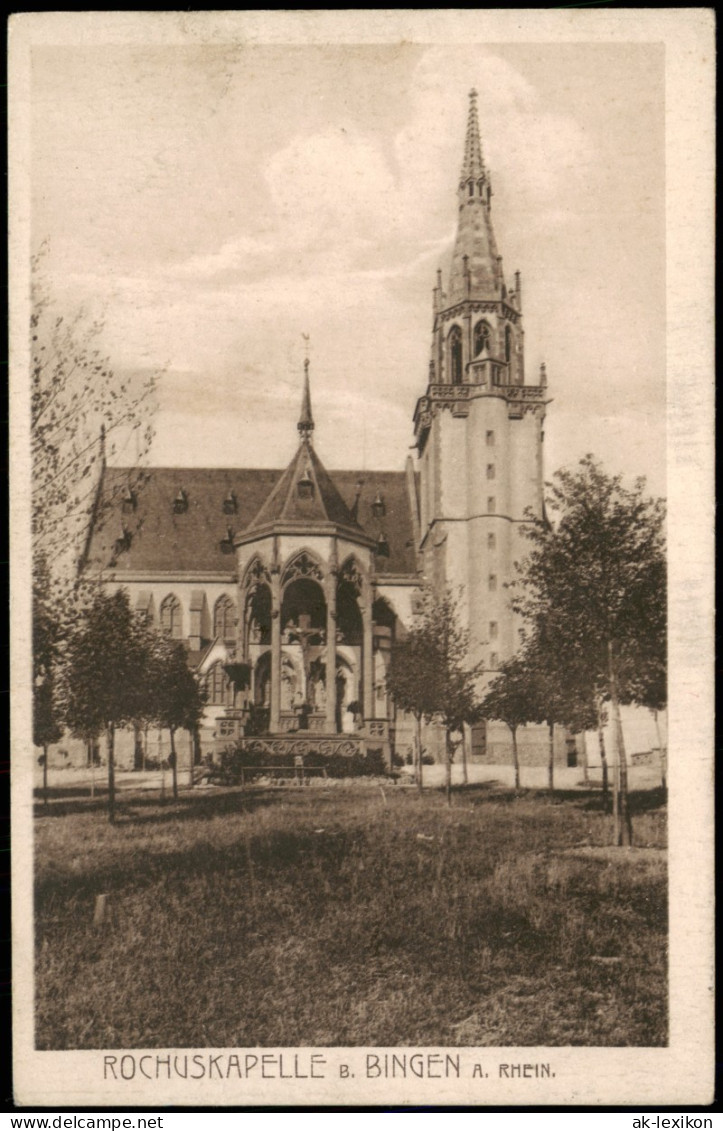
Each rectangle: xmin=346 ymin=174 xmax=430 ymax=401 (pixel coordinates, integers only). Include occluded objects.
xmin=30 ymin=37 xmax=666 ymax=494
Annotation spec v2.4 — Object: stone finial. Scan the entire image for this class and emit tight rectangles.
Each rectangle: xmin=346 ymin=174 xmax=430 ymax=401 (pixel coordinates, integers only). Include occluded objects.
xmin=460 ymin=87 xmax=485 ymax=183
xmin=298 ymin=353 xmax=314 ymax=443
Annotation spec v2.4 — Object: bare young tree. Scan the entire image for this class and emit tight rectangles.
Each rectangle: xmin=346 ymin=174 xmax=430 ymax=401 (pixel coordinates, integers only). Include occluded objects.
xmin=31 ymin=247 xmax=156 ymax=585
xmin=387 ymin=588 xmax=482 ymax=805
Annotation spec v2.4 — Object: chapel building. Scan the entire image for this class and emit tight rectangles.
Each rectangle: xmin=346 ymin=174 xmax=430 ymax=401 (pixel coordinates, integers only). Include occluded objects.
xmin=76 ymin=91 xmax=568 ymax=771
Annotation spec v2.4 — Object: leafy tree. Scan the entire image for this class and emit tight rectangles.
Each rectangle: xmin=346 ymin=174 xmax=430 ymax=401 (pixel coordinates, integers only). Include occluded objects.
xmin=387 ymin=588 xmax=482 ymax=804
xmin=60 ymin=589 xmax=153 ymax=822
xmin=31 ymin=250 xmax=156 ymax=584
xmin=510 ymin=455 xmax=666 ymax=845
xmin=386 ymin=632 xmax=435 ymax=794
xmin=149 ymin=635 xmax=205 ymax=799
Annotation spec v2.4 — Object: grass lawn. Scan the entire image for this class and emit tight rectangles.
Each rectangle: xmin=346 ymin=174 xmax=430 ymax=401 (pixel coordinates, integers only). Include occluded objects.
xmin=34 ymin=782 xmax=667 ymax=1048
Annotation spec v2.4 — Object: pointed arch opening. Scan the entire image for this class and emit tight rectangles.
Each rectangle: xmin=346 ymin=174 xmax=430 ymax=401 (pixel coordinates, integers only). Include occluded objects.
xmin=337 ymin=581 xmax=363 ymax=646
xmin=281 ymin=577 xmax=327 ymax=712
xmin=505 ymin=325 xmax=513 ymax=364
xmin=448 ymin=325 xmax=463 ymax=385
xmin=245 ymin=583 xmax=271 ymax=648
xmin=160 ymin=594 xmax=183 ymax=639
xmin=281 ymin=550 xmax=324 ymax=589
xmin=242 ymin=556 xmax=271 ymax=591
xmin=474 ymin=320 xmax=491 ymax=357
xmin=337 ymin=556 xmax=363 ymax=647
xmin=204 ymin=660 xmax=233 ymax=707
xmin=213 ymin=594 xmax=236 ymax=641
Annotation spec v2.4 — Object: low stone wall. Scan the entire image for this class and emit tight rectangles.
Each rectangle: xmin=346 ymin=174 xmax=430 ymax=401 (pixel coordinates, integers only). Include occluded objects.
xmin=238 ymin=735 xmax=365 ymax=760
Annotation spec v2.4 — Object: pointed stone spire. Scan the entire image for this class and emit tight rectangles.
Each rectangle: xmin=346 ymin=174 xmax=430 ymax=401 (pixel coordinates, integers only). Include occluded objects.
xmin=298 ymin=353 xmax=314 ymax=444
xmin=447 ymin=89 xmax=501 ymax=304
xmin=460 ymin=88 xmax=485 ymax=183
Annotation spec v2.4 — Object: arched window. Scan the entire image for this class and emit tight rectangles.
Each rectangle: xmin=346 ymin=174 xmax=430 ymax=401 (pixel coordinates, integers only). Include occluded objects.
xmin=473 ymin=320 xmax=491 ymax=357
xmin=505 ymin=325 xmax=512 ymax=364
xmin=214 ymin=594 xmax=235 ymax=640
xmin=160 ymin=594 xmax=183 ymax=639
xmin=205 ymin=661 xmax=232 ymax=706
xmin=448 ymin=325 xmax=463 ymax=385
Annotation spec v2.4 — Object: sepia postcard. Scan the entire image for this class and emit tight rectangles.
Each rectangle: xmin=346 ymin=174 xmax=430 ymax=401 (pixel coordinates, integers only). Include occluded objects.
xmin=9 ymin=9 xmax=715 ymax=1109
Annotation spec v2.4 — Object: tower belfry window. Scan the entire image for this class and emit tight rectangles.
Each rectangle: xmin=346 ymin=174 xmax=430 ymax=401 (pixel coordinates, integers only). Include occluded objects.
xmin=505 ymin=326 xmax=512 ymax=363
xmin=448 ymin=325 xmax=463 ymax=385
xmin=474 ymin=321 xmax=491 ymax=357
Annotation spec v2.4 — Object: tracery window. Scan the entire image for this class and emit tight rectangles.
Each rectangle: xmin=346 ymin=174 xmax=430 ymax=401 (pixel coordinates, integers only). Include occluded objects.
xmin=160 ymin=594 xmax=183 ymax=639
xmin=205 ymin=661 xmax=233 ymax=706
xmin=214 ymin=594 xmax=235 ymax=641
xmin=448 ymin=325 xmax=463 ymax=385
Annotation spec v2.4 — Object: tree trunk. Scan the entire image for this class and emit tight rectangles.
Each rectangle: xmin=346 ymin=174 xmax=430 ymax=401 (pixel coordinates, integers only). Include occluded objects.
xmin=653 ymin=709 xmax=666 ymax=790
xmin=608 ymin=640 xmax=632 ymax=846
xmin=547 ymin=721 xmax=555 ymax=792
xmin=511 ymin=725 xmax=520 ymax=791
xmin=445 ymin=729 xmax=453 ymax=806
xmin=580 ymin=729 xmax=590 ymax=786
xmin=42 ymin=744 xmax=49 ymax=808
xmin=416 ymin=714 xmax=423 ymax=796
xmin=170 ymin=727 xmax=178 ymax=800
xmin=461 ymin=729 xmax=468 ymax=787
xmin=596 ymin=699 xmax=609 ymax=807
xmin=133 ymin=725 xmax=143 ymax=772
xmin=107 ymin=724 xmax=116 ymax=825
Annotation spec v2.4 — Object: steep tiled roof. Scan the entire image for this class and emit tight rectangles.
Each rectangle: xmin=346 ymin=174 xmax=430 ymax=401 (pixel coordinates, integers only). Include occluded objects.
xmin=244 ymin=442 xmax=360 ymax=534
xmin=84 ymin=464 xmax=419 ymax=577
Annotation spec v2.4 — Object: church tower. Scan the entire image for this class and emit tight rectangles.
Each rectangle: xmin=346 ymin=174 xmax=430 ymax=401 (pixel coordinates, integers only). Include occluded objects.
xmin=414 ymin=90 xmax=548 ymax=690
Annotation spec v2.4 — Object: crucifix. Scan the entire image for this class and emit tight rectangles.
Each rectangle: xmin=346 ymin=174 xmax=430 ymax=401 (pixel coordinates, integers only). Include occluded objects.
xmin=285 ymin=612 xmax=324 ymax=707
